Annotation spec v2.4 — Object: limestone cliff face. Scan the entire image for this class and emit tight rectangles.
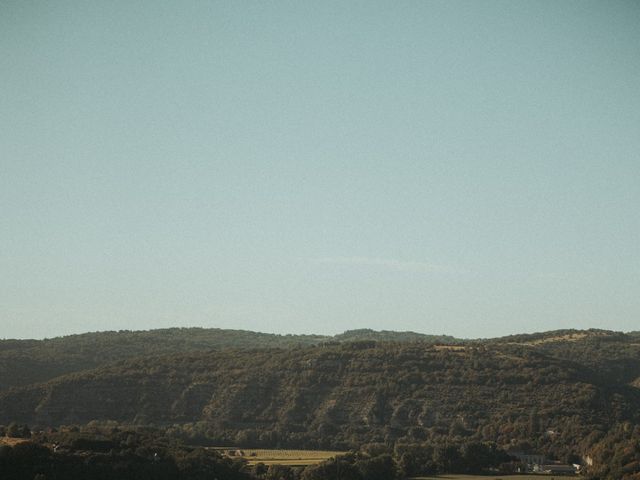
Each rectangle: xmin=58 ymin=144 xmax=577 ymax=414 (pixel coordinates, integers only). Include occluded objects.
xmin=1 ymin=341 xmax=639 ymax=449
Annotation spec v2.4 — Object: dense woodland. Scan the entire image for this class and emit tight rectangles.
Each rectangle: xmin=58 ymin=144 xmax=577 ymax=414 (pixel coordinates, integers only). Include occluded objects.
xmin=1 ymin=328 xmax=639 ymax=479
xmin=0 ymin=424 xmax=540 ymax=480
xmin=0 ymin=425 xmax=252 ymax=480
xmin=0 ymin=328 xmax=454 ymax=391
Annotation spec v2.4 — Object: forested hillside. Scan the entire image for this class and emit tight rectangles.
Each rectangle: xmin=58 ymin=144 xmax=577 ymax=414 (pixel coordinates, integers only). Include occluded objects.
xmin=0 ymin=328 xmax=456 ymax=391
xmin=2 ymin=332 xmax=640 ymax=455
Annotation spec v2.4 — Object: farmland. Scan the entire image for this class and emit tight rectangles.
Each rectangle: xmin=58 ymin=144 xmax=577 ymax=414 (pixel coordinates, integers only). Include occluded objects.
xmin=414 ymin=476 xmax=577 ymax=480
xmin=0 ymin=436 xmax=29 ymax=447
xmin=219 ymin=448 xmax=345 ymax=466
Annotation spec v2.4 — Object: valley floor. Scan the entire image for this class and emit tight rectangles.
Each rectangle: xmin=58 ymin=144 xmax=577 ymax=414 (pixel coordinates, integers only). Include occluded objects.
xmin=414 ymin=475 xmax=578 ymax=480
xmin=212 ymin=447 xmax=345 ymax=466
xmin=0 ymin=436 xmax=30 ymax=446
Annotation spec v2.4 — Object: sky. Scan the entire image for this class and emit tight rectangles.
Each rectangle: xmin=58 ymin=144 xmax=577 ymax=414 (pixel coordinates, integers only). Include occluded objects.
xmin=1 ymin=1 xmax=639 ymax=340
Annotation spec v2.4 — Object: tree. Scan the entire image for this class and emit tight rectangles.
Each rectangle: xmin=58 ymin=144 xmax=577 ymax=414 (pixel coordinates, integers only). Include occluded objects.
xmin=434 ymin=445 xmax=461 ymax=473
xmin=7 ymin=422 xmax=30 ymax=438
xmin=356 ymin=454 xmax=399 ymax=480
xmin=266 ymin=464 xmax=294 ymax=480
xmin=302 ymin=457 xmax=362 ymax=480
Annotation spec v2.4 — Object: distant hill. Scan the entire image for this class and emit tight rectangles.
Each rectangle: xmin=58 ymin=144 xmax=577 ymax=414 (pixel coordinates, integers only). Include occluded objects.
xmin=0 ymin=328 xmax=319 ymax=391
xmin=485 ymin=328 xmax=623 ymax=345
xmin=0 ymin=327 xmax=462 ymax=391
xmin=1 ymin=331 xmax=639 ymax=460
xmin=332 ymin=328 xmax=459 ymax=344
xmin=2 ymin=327 xmax=635 ymax=394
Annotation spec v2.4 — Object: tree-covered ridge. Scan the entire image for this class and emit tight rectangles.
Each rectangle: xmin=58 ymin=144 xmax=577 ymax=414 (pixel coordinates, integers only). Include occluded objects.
xmin=2 ymin=326 xmax=632 ymax=393
xmin=2 ymin=337 xmax=640 ymax=455
xmin=331 ymin=329 xmax=460 ymax=344
xmin=482 ymin=328 xmax=624 ymax=345
xmin=0 ymin=328 xmax=460 ymax=392
xmin=1 ymin=331 xmax=640 ymax=478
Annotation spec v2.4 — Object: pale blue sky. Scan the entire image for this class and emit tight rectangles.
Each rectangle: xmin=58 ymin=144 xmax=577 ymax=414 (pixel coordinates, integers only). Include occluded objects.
xmin=2 ymin=1 xmax=639 ymax=339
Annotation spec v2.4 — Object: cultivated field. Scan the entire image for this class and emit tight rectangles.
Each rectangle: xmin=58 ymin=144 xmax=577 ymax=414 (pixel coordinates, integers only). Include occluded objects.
xmin=0 ymin=436 xmax=30 ymax=446
xmin=414 ymin=475 xmax=577 ymax=480
xmin=219 ymin=448 xmax=345 ymax=466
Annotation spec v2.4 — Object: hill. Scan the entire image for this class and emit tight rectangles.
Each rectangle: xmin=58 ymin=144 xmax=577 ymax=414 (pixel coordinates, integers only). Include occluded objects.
xmin=1 ymin=332 xmax=639 ymax=458
xmin=0 ymin=328 xmax=316 ymax=391
xmin=332 ymin=329 xmax=459 ymax=344
xmin=0 ymin=328 xmax=459 ymax=392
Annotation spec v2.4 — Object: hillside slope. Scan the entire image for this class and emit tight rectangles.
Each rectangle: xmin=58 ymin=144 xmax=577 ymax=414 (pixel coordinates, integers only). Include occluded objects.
xmin=0 ymin=328 xmax=458 ymax=391
xmin=0 ymin=328 xmax=318 ymax=391
xmin=2 ymin=333 xmax=639 ymax=459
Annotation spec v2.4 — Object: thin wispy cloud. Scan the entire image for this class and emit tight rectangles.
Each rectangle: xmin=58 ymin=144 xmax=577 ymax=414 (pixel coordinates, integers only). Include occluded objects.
xmin=311 ymin=256 xmax=462 ymax=274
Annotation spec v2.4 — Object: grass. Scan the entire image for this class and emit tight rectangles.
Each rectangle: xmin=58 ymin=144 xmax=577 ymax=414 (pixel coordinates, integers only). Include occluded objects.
xmin=0 ymin=436 xmax=30 ymax=446
xmin=217 ymin=448 xmax=345 ymax=466
xmin=413 ymin=475 xmax=577 ymax=480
